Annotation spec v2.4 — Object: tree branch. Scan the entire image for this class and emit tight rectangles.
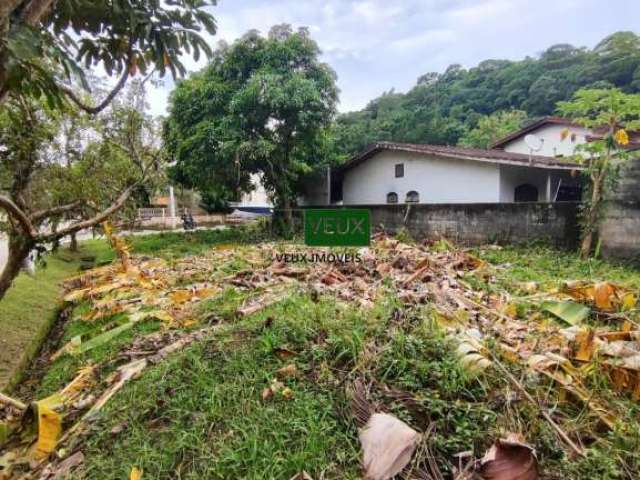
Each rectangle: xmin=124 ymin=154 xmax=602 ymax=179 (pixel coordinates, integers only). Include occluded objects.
xmin=37 ymin=156 xmax=158 ymax=242
xmin=59 ymin=69 xmax=130 ymax=115
xmin=30 ymin=199 xmax=84 ymax=223
xmin=0 ymin=0 xmax=23 ymax=26
xmin=20 ymin=0 xmax=55 ymax=26
xmin=0 ymin=194 xmax=37 ymax=238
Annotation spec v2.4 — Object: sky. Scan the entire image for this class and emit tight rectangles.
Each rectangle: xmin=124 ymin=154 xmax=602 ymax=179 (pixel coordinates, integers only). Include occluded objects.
xmin=145 ymin=0 xmax=639 ymax=116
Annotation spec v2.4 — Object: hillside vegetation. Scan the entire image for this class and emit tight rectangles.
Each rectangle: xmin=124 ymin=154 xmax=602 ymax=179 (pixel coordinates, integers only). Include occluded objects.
xmin=333 ymin=31 xmax=640 ymax=155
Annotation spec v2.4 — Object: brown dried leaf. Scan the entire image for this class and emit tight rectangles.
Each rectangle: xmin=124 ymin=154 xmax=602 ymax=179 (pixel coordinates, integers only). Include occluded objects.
xmin=479 ymin=433 xmax=539 ymax=480
xmin=358 ymin=413 xmax=421 ymax=480
xmin=276 ymin=364 xmax=298 ymax=379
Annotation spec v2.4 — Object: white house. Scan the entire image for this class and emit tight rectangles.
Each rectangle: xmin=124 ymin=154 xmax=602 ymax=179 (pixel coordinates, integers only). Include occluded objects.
xmin=491 ymin=116 xmax=591 ymax=157
xmin=230 ymin=173 xmax=273 ymax=214
xmin=333 ymin=142 xmax=582 ymax=205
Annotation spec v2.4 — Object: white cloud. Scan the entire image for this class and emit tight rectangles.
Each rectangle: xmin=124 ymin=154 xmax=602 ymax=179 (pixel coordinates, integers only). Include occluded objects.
xmin=390 ymin=29 xmax=456 ymax=51
xmin=136 ymin=0 xmax=638 ymax=116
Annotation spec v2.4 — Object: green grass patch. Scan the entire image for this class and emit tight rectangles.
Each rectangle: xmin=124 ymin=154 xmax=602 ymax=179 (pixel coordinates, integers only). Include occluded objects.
xmin=0 ymin=240 xmax=110 ymax=390
xmin=75 ymin=292 xmax=501 ymax=479
xmin=125 ymin=225 xmax=273 ymax=260
xmin=474 ymin=244 xmax=640 ymax=289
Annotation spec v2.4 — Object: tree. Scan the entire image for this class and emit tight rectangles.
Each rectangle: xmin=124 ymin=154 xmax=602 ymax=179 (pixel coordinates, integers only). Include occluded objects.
xmin=164 ymin=25 xmax=338 ymax=231
xmin=0 ymin=0 xmax=216 ymax=109
xmin=0 ymin=81 xmax=162 ymax=299
xmin=458 ymin=110 xmax=528 ymax=149
xmin=332 ymin=31 xmax=640 ymax=157
xmin=0 ymin=1 xmax=216 ymax=300
xmin=557 ymin=88 xmax=640 ymax=258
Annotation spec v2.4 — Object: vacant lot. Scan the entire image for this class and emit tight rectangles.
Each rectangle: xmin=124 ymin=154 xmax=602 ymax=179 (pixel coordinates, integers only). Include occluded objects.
xmin=2 ymin=228 xmax=640 ymax=480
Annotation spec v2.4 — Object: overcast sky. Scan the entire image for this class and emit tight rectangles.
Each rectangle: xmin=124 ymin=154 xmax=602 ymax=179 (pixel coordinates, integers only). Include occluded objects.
xmin=145 ymin=0 xmax=638 ymax=116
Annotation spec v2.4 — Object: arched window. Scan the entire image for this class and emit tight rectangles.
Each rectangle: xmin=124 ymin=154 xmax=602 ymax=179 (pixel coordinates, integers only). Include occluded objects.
xmin=386 ymin=192 xmax=398 ymax=204
xmin=514 ymin=184 xmax=538 ymax=202
xmin=405 ymin=191 xmax=419 ymax=203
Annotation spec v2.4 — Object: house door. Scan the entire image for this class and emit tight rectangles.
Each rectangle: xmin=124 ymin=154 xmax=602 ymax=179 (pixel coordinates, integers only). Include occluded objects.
xmin=514 ymin=184 xmax=538 ymax=202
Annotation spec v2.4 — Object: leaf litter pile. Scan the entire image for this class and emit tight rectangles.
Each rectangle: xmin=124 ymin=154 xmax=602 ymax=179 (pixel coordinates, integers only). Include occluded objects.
xmin=1 ymin=232 xmax=640 ymax=479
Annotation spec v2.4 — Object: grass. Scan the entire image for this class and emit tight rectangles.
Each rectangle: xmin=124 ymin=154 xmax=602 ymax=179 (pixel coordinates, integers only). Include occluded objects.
xmin=0 ymin=239 xmax=111 ymax=391
xmin=11 ymin=231 xmax=640 ymax=479
xmin=124 ymin=224 xmax=273 ymax=260
xmin=473 ymin=243 xmax=640 ymax=289
xmin=76 ymin=293 xmax=480 ymax=479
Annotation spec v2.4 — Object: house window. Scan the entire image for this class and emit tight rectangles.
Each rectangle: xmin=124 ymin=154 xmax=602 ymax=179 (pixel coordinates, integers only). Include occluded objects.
xmin=395 ymin=163 xmax=404 ymax=178
xmin=514 ymin=184 xmax=538 ymax=202
xmin=386 ymin=192 xmax=398 ymax=204
xmin=405 ymin=191 xmax=419 ymax=203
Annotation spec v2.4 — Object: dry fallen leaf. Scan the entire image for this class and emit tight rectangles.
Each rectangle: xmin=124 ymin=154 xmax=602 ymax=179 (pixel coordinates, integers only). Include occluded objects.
xmin=288 ymin=471 xmax=313 ymax=480
xmin=479 ymin=433 xmax=538 ymax=480
xmin=34 ymin=403 xmax=62 ymax=459
xmin=358 ymin=413 xmax=421 ymax=480
xmin=130 ymin=466 xmax=143 ymax=480
xmin=277 ymin=364 xmax=298 ymax=379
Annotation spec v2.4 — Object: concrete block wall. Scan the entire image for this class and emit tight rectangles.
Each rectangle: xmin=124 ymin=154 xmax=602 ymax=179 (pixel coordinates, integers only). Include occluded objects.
xmin=304 ymin=203 xmax=580 ymax=248
xmin=600 ymin=158 xmax=640 ymax=262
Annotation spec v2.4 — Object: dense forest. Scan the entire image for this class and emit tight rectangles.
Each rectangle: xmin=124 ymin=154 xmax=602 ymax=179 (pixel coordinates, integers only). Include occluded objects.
xmin=333 ymin=31 xmax=640 ymax=156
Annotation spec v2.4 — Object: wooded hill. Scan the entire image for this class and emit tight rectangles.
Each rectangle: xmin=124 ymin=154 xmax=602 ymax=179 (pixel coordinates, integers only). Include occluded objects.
xmin=333 ymin=31 xmax=640 ymax=155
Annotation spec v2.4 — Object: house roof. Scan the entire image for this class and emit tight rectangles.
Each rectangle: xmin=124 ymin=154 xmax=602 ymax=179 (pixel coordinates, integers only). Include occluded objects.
xmin=335 ymin=141 xmax=584 ymax=176
xmin=490 ymin=116 xmax=581 ymax=149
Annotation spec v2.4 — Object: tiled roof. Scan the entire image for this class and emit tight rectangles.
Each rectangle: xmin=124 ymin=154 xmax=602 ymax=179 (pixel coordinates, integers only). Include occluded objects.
xmin=336 ymin=141 xmax=584 ymax=174
xmin=490 ymin=116 xmax=581 ymax=149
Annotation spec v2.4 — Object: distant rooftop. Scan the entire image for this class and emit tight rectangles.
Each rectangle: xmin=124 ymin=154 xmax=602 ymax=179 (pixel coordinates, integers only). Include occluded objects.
xmin=491 ymin=116 xmax=640 ymax=150
xmin=336 ymin=141 xmax=583 ymax=175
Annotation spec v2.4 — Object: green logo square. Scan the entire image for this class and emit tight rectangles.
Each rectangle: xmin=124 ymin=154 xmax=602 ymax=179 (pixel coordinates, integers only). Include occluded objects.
xmin=304 ymin=209 xmax=370 ymax=246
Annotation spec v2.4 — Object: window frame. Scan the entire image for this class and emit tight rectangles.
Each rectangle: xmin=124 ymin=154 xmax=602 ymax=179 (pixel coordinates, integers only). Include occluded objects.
xmin=405 ymin=190 xmax=419 ymax=203
xmin=394 ymin=163 xmax=404 ymax=178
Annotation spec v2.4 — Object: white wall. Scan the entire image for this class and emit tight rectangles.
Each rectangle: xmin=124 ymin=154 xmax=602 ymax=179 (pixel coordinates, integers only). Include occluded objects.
xmin=342 ymin=150 xmax=501 ymax=205
xmin=502 ymin=124 xmax=590 ymax=158
xmin=239 ymin=173 xmax=273 ymax=208
xmin=498 ymin=165 xmax=575 ymax=202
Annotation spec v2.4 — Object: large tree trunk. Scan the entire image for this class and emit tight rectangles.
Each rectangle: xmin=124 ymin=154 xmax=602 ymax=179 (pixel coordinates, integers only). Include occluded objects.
xmin=282 ymin=195 xmax=293 ymax=236
xmin=0 ymin=233 xmax=32 ymax=302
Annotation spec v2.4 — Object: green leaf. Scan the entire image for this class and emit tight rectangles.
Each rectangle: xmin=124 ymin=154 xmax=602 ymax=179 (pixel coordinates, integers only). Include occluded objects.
xmin=71 ymin=321 xmax=136 ymax=356
xmin=541 ymin=301 xmax=590 ymax=325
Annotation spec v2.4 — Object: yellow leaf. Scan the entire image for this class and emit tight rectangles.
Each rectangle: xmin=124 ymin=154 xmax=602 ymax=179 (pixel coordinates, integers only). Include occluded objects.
xmin=622 ymin=292 xmax=636 ymax=310
xmin=573 ymin=329 xmax=595 ymax=362
xmin=594 ymin=282 xmax=615 ymax=310
xmin=614 ymin=129 xmax=630 ymax=146
xmin=502 ymin=303 xmax=518 ymax=318
xmin=130 ymin=466 xmax=143 ymax=480
xmin=169 ymin=290 xmax=194 ymax=304
xmin=34 ymin=403 xmax=62 ymax=459
xmin=63 ymin=288 xmax=90 ymax=303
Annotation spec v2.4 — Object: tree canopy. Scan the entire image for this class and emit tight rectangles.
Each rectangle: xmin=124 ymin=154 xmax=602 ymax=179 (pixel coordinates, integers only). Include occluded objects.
xmin=557 ymin=88 xmax=640 ymax=257
xmin=333 ymin=31 xmax=640 ymax=157
xmin=0 ymin=0 xmax=216 ymax=109
xmin=164 ymin=25 xmax=338 ymax=226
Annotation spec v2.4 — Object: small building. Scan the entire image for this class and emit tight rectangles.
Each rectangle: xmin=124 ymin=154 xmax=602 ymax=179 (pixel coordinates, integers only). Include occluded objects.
xmin=331 ymin=142 xmax=582 ymax=206
xmin=491 ymin=116 xmax=640 ymax=155
xmin=229 ymin=173 xmax=273 ymax=214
